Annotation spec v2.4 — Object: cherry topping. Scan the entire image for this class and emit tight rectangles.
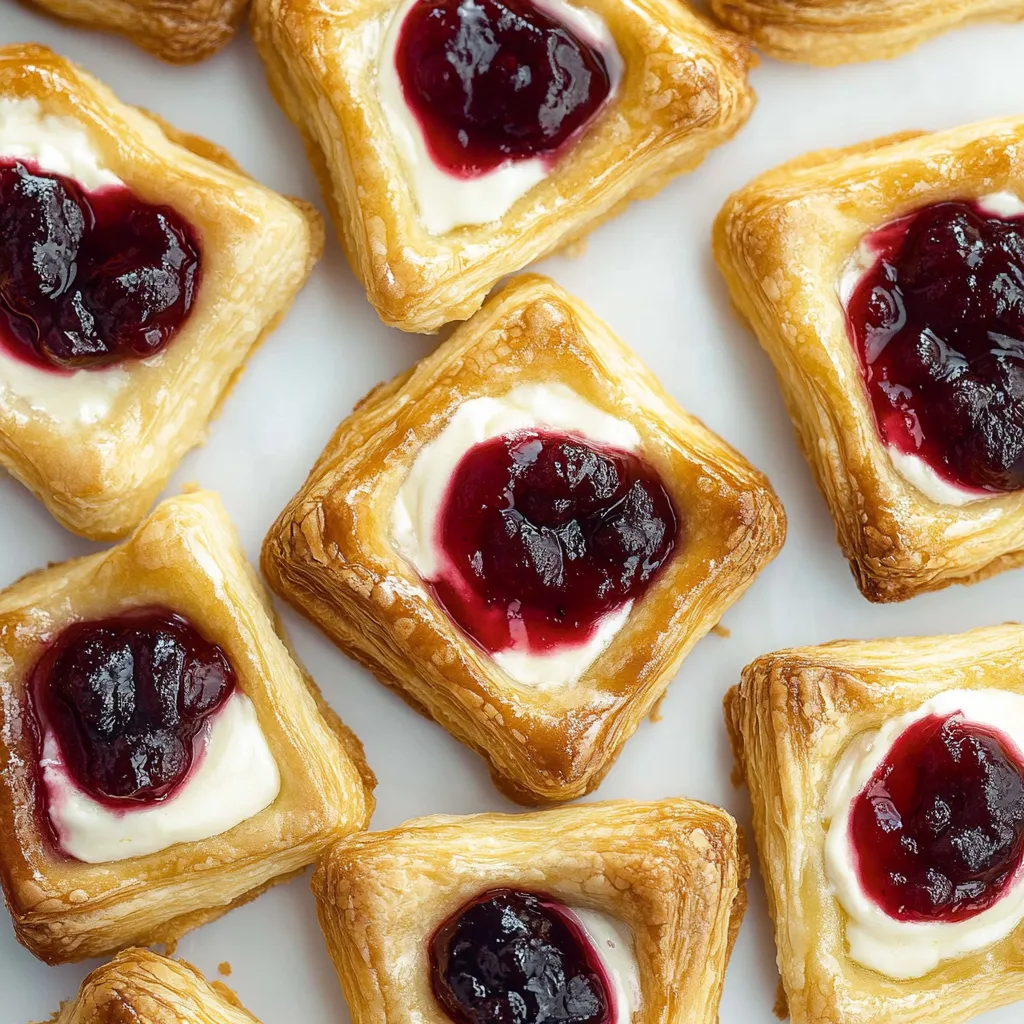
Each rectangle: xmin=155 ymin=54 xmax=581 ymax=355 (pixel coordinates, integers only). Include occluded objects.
xmin=0 ymin=159 xmax=201 ymax=372
xmin=394 ymin=0 xmax=614 ymax=177
xmin=33 ymin=609 xmax=235 ymax=804
xmin=850 ymin=713 xmax=1024 ymax=922
xmin=845 ymin=199 xmax=1024 ymax=494
xmin=431 ymin=429 xmax=677 ymax=655
xmin=430 ymin=889 xmax=614 ymax=1024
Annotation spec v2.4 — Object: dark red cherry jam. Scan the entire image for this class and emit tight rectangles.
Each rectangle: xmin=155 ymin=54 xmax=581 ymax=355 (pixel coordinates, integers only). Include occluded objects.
xmin=32 ymin=609 xmax=234 ymax=805
xmin=431 ymin=430 xmax=677 ymax=655
xmin=430 ymin=889 xmax=614 ymax=1024
xmin=0 ymin=159 xmax=201 ymax=372
xmin=394 ymin=0 xmax=614 ymax=177
xmin=845 ymin=199 xmax=1024 ymax=494
xmin=850 ymin=713 xmax=1024 ymax=922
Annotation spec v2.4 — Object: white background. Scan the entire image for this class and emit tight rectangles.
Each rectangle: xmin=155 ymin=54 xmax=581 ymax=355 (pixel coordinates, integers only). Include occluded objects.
xmin=1 ymin=4 xmax=1024 ymax=1022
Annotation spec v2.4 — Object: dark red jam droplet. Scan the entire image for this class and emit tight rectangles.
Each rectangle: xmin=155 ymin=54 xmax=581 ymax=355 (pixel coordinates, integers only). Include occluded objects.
xmin=431 ymin=429 xmax=677 ymax=654
xmin=33 ymin=609 xmax=235 ymax=805
xmin=395 ymin=0 xmax=613 ymax=177
xmin=850 ymin=713 xmax=1024 ymax=922
xmin=845 ymin=199 xmax=1024 ymax=494
xmin=0 ymin=159 xmax=201 ymax=373
xmin=430 ymin=889 xmax=614 ymax=1024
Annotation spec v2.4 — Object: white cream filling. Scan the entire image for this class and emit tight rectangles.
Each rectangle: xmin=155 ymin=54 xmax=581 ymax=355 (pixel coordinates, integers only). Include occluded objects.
xmin=41 ymin=691 xmax=281 ymax=864
xmin=839 ymin=192 xmax=1024 ymax=507
xmin=377 ymin=0 xmax=622 ymax=234
xmin=571 ymin=907 xmax=642 ymax=1023
xmin=0 ymin=96 xmax=134 ymax=425
xmin=392 ymin=382 xmax=640 ymax=689
xmin=824 ymin=689 xmax=1024 ymax=980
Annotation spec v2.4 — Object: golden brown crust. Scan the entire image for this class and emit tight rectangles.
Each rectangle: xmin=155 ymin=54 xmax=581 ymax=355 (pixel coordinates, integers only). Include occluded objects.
xmin=713 ymin=117 xmax=1024 ymax=602
xmin=0 ymin=490 xmax=374 ymax=965
xmin=711 ymin=0 xmax=1024 ymax=65
xmin=45 ymin=948 xmax=261 ymax=1023
xmin=21 ymin=0 xmax=248 ymax=64
xmin=312 ymin=799 xmax=747 ymax=1024
xmin=262 ymin=274 xmax=785 ymax=804
xmin=0 ymin=45 xmax=323 ymax=541
xmin=250 ymin=0 xmax=755 ymax=332
xmin=727 ymin=624 xmax=1024 ymax=1024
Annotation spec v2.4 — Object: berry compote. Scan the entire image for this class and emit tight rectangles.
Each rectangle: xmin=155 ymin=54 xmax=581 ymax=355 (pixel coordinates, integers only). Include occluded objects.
xmin=394 ymin=0 xmax=614 ymax=177
xmin=850 ymin=712 xmax=1024 ymax=922
xmin=845 ymin=198 xmax=1024 ymax=495
xmin=0 ymin=158 xmax=201 ymax=373
xmin=32 ymin=609 xmax=235 ymax=805
xmin=430 ymin=889 xmax=615 ymax=1024
xmin=431 ymin=429 xmax=677 ymax=655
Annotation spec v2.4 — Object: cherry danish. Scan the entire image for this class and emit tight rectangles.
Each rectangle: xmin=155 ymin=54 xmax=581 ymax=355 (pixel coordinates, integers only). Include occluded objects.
xmin=430 ymin=888 xmax=614 ymax=1024
xmin=0 ymin=158 xmax=201 ymax=372
xmin=33 ymin=609 xmax=235 ymax=804
xmin=845 ymin=199 xmax=1024 ymax=495
xmin=850 ymin=712 xmax=1024 ymax=922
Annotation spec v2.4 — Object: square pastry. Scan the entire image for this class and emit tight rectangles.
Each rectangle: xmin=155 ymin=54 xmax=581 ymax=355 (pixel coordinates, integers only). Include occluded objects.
xmin=711 ymin=0 xmax=1024 ymax=66
xmin=0 ymin=45 xmax=323 ymax=540
xmin=50 ymin=948 xmax=261 ymax=1024
xmin=24 ymin=0 xmax=247 ymax=63
xmin=312 ymin=798 xmax=747 ymax=1024
xmin=250 ymin=0 xmax=754 ymax=332
xmin=263 ymin=274 xmax=785 ymax=803
xmin=0 ymin=489 xmax=374 ymax=965
xmin=726 ymin=625 xmax=1024 ymax=1024
xmin=714 ymin=118 xmax=1024 ymax=603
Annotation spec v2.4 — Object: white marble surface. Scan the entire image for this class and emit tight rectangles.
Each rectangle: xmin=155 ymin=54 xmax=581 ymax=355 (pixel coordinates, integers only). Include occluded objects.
xmin=1 ymin=5 xmax=1024 ymax=1022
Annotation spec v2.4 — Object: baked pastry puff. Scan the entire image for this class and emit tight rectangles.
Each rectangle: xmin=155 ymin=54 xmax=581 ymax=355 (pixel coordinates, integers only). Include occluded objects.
xmin=714 ymin=118 xmax=1024 ymax=602
xmin=263 ymin=274 xmax=785 ymax=804
xmin=250 ymin=0 xmax=754 ymax=332
xmin=0 ymin=45 xmax=323 ymax=541
xmin=712 ymin=0 xmax=1024 ymax=65
xmin=0 ymin=489 xmax=374 ymax=965
xmin=313 ymin=799 xmax=747 ymax=1024
xmin=727 ymin=625 xmax=1024 ymax=1024
xmin=48 ymin=948 xmax=261 ymax=1024
xmin=23 ymin=0 xmax=248 ymax=64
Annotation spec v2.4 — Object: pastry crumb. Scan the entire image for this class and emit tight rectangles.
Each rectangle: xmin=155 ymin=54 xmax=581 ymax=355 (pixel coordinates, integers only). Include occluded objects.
xmin=649 ymin=692 xmax=668 ymax=723
xmin=218 ymin=962 xmax=232 ymax=977
xmin=773 ymin=981 xmax=789 ymax=1020
xmin=711 ymin=623 xmax=731 ymax=638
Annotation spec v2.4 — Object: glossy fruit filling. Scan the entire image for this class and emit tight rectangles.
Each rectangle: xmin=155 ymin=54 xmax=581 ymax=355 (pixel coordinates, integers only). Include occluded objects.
xmin=430 ymin=889 xmax=614 ymax=1024
xmin=430 ymin=429 xmax=677 ymax=655
xmin=32 ymin=609 xmax=235 ymax=805
xmin=850 ymin=712 xmax=1024 ymax=922
xmin=845 ymin=198 xmax=1024 ymax=495
xmin=0 ymin=158 xmax=201 ymax=372
xmin=394 ymin=0 xmax=614 ymax=177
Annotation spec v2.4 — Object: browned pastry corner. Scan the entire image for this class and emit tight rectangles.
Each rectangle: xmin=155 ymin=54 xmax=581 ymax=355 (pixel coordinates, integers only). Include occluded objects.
xmin=713 ymin=118 xmax=1024 ymax=602
xmin=0 ymin=45 xmax=323 ymax=540
xmin=0 ymin=491 xmax=373 ymax=964
xmin=727 ymin=625 xmax=1024 ymax=1024
xmin=249 ymin=0 xmax=755 ymax=332
xmin=263 ymin=274 xmax=785 ymax=804
xmin=43 ymin=948 xmax=261 ymax=1023
xmin=22 ymin=0 xmax=249 ymax=64
xmin=711 ymin=0 xmax=1024 ymax=65
xmin=313 ymin=799 xmax=747 ymax=1024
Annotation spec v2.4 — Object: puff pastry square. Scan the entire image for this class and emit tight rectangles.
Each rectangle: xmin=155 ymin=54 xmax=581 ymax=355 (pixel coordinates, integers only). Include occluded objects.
xmin=250 ymin=0 xmax=754 ymax=332
xmin=0 ymin=45 xmax=323 ymax=541
xmin=712 ymin=0 xmax=1024 ymax=65
xmin=313 ymin=798 xmax=747 ymax=1024
xmin=262 ymin=274 xmax=785 ymax=803
xmin=47 ymin=948 xmax=261 ymax=1024
xmin=0 ymin=489 xmax=374 ymax=965
xmin=23 ymin=0 xmax=248 ymax=64
xmin=713 ymin=118 xmax=1024 ymax=603
xmin=726 ymin=625 xmax=1024 ymax=1024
